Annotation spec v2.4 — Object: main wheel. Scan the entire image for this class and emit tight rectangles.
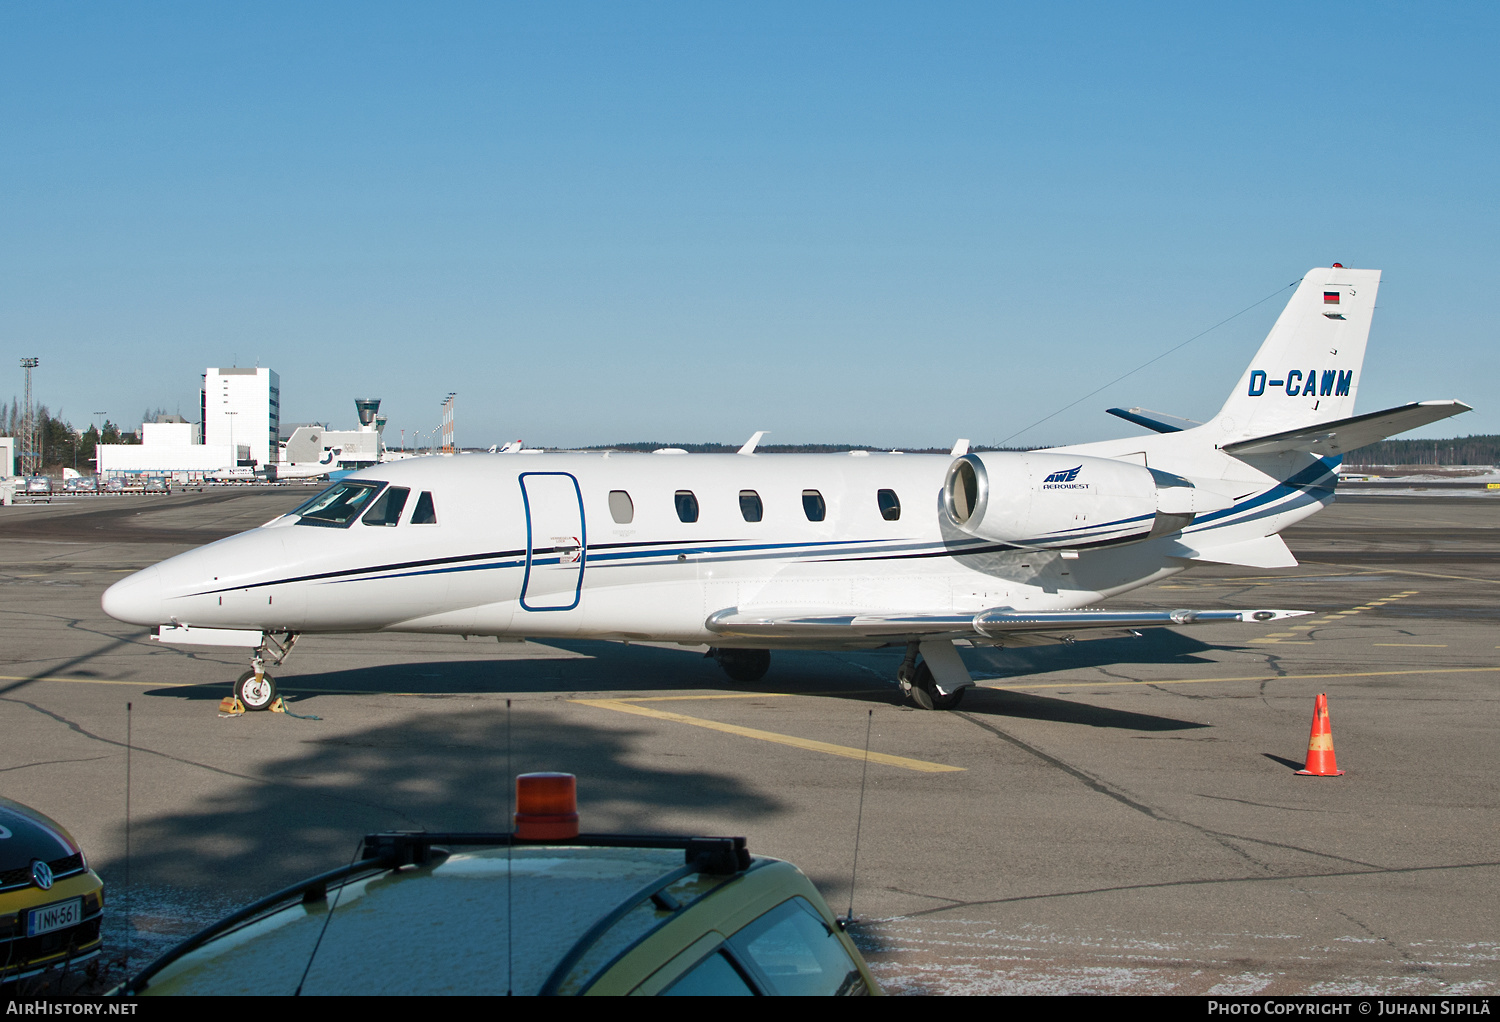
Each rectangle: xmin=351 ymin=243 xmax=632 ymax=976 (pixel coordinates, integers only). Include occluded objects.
xmin=907 ymin=661 xmax=964 ymax=711
xmin=236 ymin=669 xmax=278 ymax=711
xmin=714 ymin=648 xmax=771 ymax=683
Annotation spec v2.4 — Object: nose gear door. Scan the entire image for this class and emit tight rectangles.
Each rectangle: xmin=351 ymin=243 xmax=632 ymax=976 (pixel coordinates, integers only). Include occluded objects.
xmin=520 ymin=473 xmax=586 ymax=611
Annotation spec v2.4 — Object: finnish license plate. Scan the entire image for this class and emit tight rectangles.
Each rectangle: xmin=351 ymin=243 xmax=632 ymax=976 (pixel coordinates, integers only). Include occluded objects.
xmin=26 ymin=898 xmax=82 ymax=937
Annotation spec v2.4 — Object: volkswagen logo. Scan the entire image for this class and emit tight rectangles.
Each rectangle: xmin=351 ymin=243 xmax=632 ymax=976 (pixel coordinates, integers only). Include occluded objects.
xmin=31 ymin=859 xmax=54 ymax=890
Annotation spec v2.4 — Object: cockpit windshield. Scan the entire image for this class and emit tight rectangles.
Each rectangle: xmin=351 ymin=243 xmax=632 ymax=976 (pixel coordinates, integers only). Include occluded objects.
xmin=292 ymin=481 xmax=386 ymax=528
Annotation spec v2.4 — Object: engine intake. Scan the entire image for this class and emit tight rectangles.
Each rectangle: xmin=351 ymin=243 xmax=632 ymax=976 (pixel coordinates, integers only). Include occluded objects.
xmin=942 ymin=452 xmax=1230 ymax=550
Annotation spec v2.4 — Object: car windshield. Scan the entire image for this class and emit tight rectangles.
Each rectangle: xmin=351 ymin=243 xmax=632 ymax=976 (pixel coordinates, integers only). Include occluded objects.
xmin=292 ymin=481 xmax=386 ymax=528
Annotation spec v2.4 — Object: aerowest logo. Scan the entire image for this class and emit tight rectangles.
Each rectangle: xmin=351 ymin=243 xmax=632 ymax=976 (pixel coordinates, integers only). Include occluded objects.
xmin=1248 ymin=369 xmax=1352 ymax=398
xmin=1042 ymin=466 xmax=1087 ymax=490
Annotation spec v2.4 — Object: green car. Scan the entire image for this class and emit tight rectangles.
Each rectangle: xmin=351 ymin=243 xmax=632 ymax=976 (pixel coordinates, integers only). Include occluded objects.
xmin=121 ymin=783 xmax=878 ymax=996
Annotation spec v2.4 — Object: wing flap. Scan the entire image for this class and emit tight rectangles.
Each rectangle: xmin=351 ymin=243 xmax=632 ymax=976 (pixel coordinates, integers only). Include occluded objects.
xmin=1221 ymin=400 xmax=1471 ymax=457
xmin=705 ymin=606 xmax=1311 ymax=642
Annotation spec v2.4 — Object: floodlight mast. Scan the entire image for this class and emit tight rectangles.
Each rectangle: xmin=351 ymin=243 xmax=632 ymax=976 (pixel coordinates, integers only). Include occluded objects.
xmin=19 ymin=358 xmax=39 ymax=476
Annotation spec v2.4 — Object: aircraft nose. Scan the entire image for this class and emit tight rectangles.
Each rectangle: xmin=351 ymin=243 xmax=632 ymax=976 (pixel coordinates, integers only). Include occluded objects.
xmin=102 ymin=566 xmax=164 ymax=626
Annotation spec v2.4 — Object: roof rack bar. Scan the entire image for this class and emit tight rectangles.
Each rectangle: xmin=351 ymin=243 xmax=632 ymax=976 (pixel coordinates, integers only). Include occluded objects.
xmin=360 ymin=831 xmax=751 ymax=864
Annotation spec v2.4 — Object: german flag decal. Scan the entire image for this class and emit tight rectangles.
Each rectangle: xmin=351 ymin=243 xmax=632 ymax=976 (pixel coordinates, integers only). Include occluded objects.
xmin=1324 ymin=291 xmax=1340 ymax=304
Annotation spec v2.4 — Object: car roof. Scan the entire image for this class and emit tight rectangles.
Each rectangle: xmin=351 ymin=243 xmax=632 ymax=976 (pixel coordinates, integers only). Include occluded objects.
xmin=132 ymin=835 xmax=774 ymax=996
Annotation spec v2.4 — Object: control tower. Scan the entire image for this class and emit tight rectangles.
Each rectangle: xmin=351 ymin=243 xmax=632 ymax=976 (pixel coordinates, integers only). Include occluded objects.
xmin=355 ymin=398 xmax=381 ymax=432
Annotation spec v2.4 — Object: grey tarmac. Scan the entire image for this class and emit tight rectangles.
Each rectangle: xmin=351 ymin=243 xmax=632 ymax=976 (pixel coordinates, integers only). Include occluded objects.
xmin=1 ymin=489 xmax=1495 ymax=995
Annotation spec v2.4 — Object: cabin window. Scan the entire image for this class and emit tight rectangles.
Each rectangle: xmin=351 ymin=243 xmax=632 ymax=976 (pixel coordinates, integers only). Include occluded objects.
xmin=292 ymin=480 xmax=385 ymax=528
xmin=608 ymin=490 xmax=634 ymax=524
xmin=802 ymin=489 xmax=826 ymax=522
xmin=877 ymin=488 xmax=901 ymax=521
xmin=362 ymin=486 xmax=410 ymax=527
xmin=739 ymin=490 xmax=763 ymax=522
xmin=675 ymin=490 xmax=699 ymax=523
xmin=411 ymin=491 xmax=438 ymax=525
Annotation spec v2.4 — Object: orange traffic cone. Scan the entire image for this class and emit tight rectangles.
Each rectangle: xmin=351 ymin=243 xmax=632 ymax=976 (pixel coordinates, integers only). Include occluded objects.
xmin=1295 ymin=693 xmax=1344 ymax=776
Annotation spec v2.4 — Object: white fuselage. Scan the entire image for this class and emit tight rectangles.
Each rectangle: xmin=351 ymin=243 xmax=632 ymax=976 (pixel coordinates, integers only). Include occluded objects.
xmin=101 ymin=447 xmax=1334 ymax=648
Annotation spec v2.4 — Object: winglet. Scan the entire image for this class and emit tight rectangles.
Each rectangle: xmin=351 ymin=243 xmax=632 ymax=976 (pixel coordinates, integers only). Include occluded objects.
xmin=738 ymin=431 xmax=768 ymax=455
xmin=950 ymin=438 xmax=970 ymax=457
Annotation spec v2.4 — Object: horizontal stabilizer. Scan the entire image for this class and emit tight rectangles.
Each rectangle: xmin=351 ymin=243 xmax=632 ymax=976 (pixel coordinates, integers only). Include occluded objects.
xmin=706 ymin=606 xmax=1310 ymax=642
xmin=1107 ymin=407 xmax=1204 ymax=434
xmin=1222 ymin=400 xmax=1471 ymax=457
xmin=1167 ymin=534 xmax=1298 ymax=569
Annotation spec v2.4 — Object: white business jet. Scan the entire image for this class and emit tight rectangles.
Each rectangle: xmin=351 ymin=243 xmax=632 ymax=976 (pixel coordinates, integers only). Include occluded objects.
xmin=103 ymin=266 xmax=1469 ymax=711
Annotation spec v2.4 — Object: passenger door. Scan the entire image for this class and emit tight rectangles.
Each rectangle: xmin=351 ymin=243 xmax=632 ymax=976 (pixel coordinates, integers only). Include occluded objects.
xmin=519 ymin=473 xmax=586 ymax=611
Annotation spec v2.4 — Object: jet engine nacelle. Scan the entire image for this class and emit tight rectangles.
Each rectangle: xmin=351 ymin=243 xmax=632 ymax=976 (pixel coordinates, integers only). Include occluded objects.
xmin=941 ymin=452 xmax=1231 ymax=549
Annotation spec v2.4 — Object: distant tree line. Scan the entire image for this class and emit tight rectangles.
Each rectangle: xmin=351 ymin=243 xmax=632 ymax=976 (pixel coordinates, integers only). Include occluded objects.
xmin=0 ymin=400 xmax=141 ymax=474
xmin=578 ymin=437 xmax=1499 ymax=465
xmin=1342 ymin=435 xmax=1500 ymax=466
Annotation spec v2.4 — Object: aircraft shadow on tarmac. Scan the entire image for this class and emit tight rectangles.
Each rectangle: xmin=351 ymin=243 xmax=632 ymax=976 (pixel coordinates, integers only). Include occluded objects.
xmin=104 ymin=701 xmax=785 ymax=898
xmin=144 ymin=628 xmax=1218 ymax=734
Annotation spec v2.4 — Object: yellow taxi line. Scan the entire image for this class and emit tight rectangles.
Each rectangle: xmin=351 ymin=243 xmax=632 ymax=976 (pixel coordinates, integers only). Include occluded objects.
xmin=1304 ymin=561 xmax=1500 ymax=586
xmin=570 ymin=697 xmax=964 ymax=774
xmin=612 ymin=692 xmax=800 ymax=703
xmin=978 ymin=665 xmax=1500 ymax=692
xmin=0 ymin=674 xmax=195 ymax=688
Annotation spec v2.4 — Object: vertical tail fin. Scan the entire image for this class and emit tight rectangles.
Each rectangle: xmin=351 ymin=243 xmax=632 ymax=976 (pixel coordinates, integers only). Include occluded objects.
xmin=1211 ymin=266 xmax=1381 ymax=441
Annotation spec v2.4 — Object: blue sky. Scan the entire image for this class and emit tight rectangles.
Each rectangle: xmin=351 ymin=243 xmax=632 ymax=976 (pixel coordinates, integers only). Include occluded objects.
xmin=2 ymin=2 xmax=1495 ymax=448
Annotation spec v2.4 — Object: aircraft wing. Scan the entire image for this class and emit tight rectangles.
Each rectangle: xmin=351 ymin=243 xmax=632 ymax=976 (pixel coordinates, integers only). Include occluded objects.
xmin=705 ymin=606 xmax=1310 ymax=643
xmin=1221 ymin=400 xmax=1471 ymax=457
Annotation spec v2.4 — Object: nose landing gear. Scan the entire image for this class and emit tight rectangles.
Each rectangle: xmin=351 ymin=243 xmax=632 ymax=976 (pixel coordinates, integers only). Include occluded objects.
xmin=236 ymin=632 xmax=299 ymax=712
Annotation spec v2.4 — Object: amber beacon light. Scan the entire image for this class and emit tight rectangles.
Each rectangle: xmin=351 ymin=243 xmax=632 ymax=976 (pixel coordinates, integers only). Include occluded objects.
xmin=515 ymin=772 xmax=581 ymax=839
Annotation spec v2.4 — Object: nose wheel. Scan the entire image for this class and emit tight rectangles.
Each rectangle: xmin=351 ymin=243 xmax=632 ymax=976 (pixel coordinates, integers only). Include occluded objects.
xmin=235 ymin=669 xmax=278 ymax=711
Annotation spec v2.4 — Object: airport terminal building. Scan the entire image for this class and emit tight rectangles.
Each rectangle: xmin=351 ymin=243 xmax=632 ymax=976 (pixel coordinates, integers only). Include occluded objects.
xmin=97 ymin=367 xmax=280 ymax=480
xmin=202 ymin=367 xmax=280 ymax=468
xmin=93 ymin=368 xmax=390 ymax=481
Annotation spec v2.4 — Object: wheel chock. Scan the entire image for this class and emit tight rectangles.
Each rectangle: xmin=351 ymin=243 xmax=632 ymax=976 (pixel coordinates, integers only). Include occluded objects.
xmin=218 ymin=696 xmax=246 ymax=717
xmin=270 ymin=697 xmax=286 ymax=713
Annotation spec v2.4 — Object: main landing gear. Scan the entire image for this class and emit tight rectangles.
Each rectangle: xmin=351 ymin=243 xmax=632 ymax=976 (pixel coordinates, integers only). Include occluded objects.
xmin=707 ymin=647 xmax=772 ymax=683
xmin=235 ymin=632 xmax=299 ymax=711
xmin=897 ymin=642 xmax=965 ymax=711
